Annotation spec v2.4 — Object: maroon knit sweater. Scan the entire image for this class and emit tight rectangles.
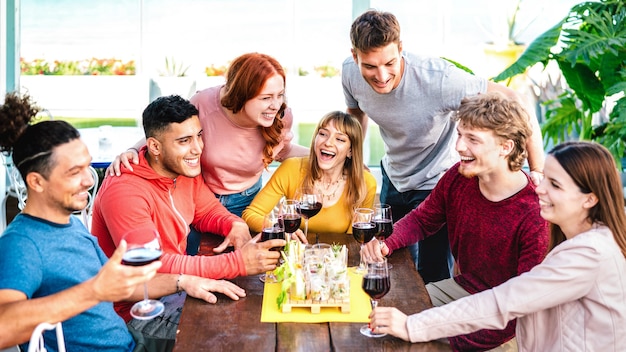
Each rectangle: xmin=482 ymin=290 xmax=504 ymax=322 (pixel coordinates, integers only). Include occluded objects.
xmin=386 ymin=163 xmax=549 ymax=351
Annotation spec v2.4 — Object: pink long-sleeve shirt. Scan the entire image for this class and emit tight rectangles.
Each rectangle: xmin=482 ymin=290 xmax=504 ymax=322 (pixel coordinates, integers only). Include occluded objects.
xmin=386 ymin=163 xmax=549 ymax=350
xmin=189 ymin=86 xmax=295 ymax=195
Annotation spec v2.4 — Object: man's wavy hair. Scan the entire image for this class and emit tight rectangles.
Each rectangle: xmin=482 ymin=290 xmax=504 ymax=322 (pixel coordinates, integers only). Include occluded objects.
xmin=454 ymin=92 xmax=531 ymax=172
xmin=350 ymin=10 xmax=401 ymax=53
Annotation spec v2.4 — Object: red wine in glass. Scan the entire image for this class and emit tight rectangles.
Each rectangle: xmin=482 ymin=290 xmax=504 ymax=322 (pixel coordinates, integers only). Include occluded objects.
xmin=261 ymin=226 xmax=286 ymax=252
xmin=360 ymin=259 xmax=390 ymax=338
xmin=260 ymin=212 xmax=285 ymax=283
xmin=283 ymin=214 xmax=302 ymax=234
xmin=122 ymin=247 xmax=162 ymax=266
xmin=295 ymin=188 xmax=323 ymax=243
xmin=362 ymin=274 xmax=391 ymax=300
xmin=298 ymin=202 xmax=322 ymax=219
xmin=373 ymin=219 xmax=393 ymax=241
xmin=352 ymin=222 xmax=376 ymax=245
xmin=122 ymin=229 xmax=165 ymax=320
xmin=352 ymin=208 xmax=375 ymax=273
xmin=373 ymin=203 xmax=393 ymax=269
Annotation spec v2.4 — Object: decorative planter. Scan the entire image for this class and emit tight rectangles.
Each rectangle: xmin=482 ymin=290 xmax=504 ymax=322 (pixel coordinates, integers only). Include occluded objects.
xmin=148 ymin=76 xmax=197 ymax=102
xmin=483 ymin=43 xmax=527 ymax=89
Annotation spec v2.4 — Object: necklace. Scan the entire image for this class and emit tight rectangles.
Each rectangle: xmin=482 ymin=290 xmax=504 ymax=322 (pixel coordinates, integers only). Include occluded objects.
xmin=316 ymin=176 xmax=345 ymax=201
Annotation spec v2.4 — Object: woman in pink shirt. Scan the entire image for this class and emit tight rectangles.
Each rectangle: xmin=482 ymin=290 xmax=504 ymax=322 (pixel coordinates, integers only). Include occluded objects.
xmin=109 ymin=53 xmax=308 ymax=252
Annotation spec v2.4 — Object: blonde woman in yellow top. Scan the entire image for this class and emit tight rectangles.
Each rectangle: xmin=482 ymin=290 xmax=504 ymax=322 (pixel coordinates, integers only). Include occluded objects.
xmin=243 ymin=111 xmax=377 ymax=236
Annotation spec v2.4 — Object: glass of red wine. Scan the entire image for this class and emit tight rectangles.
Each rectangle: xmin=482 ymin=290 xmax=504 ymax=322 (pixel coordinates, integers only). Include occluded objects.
xmin=281 ymin=199 xmax=302 ymax=241
xmin=373 ymin=203 xmax=393 ymax=269
xmin=361 ymin=258 xmax=391 ymax=338
xmin=122 ymin=229 xmax=165 ymax=320
xmin=352 ymin=207 xmax=375 ymax=274
xmin=259 ymin=211 xmax=285 ymax=283
xmin=295 ymin=187 xmax=323 ymax=243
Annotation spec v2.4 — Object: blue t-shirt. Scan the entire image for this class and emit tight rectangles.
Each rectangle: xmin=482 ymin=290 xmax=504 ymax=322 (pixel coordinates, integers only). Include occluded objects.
xmin=0 ymin=214 xmax=134 ymax=352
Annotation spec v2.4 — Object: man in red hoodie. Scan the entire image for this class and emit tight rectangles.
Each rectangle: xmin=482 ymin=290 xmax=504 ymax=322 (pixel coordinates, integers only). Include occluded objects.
xmin=92 ymin=95 xmax=284 ymax=347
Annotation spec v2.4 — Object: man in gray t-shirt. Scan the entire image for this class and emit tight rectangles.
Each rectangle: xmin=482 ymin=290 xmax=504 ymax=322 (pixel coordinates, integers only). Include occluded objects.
xmin=344 ymin=10 xmax=544 ymax=283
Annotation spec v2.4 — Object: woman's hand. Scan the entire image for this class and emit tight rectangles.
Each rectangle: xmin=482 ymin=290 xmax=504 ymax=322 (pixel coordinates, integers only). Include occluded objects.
xmin=106 ymin=148 xmax=140 ymax=177
xmin=290 ymin=229 xmax=308 ymax=244
xmin=369 ymin=307 xmax=410 ymax=341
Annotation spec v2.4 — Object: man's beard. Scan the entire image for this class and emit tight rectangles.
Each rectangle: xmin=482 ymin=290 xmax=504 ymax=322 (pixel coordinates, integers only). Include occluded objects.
xmin=458 ymin=164 xmax=476 ymax=179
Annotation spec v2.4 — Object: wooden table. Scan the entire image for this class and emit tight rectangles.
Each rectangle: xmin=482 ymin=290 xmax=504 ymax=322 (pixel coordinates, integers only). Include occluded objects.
xmin=173 ymin=233 xmax=452 ymax=351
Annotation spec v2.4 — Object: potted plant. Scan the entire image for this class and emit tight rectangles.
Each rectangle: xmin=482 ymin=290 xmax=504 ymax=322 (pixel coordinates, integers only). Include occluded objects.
xmin=149 ymin=57 xmax=196 ymax=102
xmin=480 ymin=0 xmax=533 ymax=80
xmin=493 ymin=0 xmax=626 ymax=168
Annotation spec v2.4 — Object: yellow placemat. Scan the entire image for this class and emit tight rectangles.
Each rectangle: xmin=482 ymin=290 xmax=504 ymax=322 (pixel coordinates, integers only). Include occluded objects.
xmin=261 ymin=269 xmax=371 ymax=323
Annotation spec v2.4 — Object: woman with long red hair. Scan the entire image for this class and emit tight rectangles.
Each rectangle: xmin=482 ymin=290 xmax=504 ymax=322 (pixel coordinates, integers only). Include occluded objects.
xmin=109 ymin=53 xmax=308 ymax=253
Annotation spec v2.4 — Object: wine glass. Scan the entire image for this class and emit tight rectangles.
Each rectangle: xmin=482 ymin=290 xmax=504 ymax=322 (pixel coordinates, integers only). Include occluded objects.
xmin=122 ymin=229 xmax=165 ymax=320
xmin=259 ymin=211 xmax=285 ymax=283
xmin=281 ymin=199 xmax=302 ymax=241
xmin=352 ymin=207 xmax=375 ymax=274
xmin=373 ymin=203 xmax=393 ymax=269
xmin=360 ymin=258 xmax=391 ymax=338
xmin=295 ymin=187 xmax=323 ymax=243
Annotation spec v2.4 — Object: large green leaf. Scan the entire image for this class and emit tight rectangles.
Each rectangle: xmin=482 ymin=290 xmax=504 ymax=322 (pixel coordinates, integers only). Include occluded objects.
xmin=598 ymin=52 xmax=626 ymax=91
xmin=562 ymin=8 xmax=626 ymax=65
xmin=597 ymin=96 xmax=626 ymax=168
xmin=492 ymin=21 xmax=564 ymax=82
xmin=541 ymin=93 xmax=584 ymax=144
xmin=557 ymin=60 xmax=605 ymax=114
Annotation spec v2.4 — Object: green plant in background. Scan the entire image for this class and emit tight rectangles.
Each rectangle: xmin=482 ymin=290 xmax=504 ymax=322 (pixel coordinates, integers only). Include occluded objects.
xmin=441 ymin=57 xmax=475 ymax=75
xmin=494 ymin=0 xmax=626 ymax=168
xmin=160 ymin=57 xmax=190 ymax=77
xmin=20 ymin=58 xmax=135 ymax=75
xmin=314 ymin=64 xmax=340 ymax=78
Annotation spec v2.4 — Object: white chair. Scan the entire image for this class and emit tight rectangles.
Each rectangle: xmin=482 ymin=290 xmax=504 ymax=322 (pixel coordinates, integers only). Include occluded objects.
xmin=1 ymin=153 xmax=24 ymax=233
xmin=78 ymin=166 xmax=100 ymax=231
xmin=27 ymin=322 xmax=66 ymax=352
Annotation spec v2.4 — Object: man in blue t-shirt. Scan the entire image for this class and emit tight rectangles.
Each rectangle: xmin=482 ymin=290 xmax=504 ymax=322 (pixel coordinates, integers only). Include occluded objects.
xmin=0 ymin=93 xmax=245 ymax=352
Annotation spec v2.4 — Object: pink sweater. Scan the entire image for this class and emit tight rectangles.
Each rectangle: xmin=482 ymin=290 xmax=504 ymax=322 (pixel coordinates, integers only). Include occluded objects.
xmin=386 ymin=163 xmax=549 ymax=351
xmin=92 ymin=148 xmax=248 ymax=321
xmin=405 ymin=225 xmax=626 ymax=351
xmin=189 ymin=86 xmax=295 ymax=195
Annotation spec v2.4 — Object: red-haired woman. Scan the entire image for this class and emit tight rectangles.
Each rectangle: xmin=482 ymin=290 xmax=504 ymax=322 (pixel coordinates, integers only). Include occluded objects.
xmin=108 ymin=53 xmax=308 ymax=253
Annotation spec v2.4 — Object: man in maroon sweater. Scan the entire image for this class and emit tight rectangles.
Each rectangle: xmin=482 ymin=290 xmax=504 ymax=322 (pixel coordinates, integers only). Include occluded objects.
xmin=362 ymin=92 xmax=549 ymax=351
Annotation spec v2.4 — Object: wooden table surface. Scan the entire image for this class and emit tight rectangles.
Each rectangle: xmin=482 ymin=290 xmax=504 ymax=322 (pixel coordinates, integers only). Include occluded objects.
xmin=173 ymin=233 xmax=452 ymax=351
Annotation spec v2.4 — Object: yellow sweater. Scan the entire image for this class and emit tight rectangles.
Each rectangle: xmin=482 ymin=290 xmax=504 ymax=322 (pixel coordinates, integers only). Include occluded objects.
xmin=242 ymin=157 xmax=377 ymax=234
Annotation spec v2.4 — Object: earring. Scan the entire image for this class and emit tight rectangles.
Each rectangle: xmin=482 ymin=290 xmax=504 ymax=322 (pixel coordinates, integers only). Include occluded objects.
xmin=155 ymin=156 xmax=159 ymax=162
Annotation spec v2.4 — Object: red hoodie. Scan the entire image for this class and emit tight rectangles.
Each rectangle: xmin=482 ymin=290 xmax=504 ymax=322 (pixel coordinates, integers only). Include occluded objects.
xmin=92 ymin=147 xmax=247 ymax=321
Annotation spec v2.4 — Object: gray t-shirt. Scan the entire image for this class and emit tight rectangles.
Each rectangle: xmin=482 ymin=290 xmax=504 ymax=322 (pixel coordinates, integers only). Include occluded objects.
xmin=342 ymin=52 xmax=487 ymax=191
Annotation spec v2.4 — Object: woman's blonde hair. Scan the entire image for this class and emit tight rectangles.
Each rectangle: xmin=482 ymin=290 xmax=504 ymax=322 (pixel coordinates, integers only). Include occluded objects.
xmin=302 ymin=111 xmax=367 ymax=219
